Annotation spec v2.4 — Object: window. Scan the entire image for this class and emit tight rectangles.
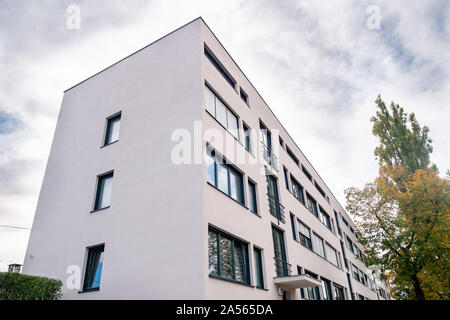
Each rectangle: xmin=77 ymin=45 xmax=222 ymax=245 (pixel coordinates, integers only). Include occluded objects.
xmin=334 ymin=211 xmax=342 ymax=235
xmin=208 ymin=228 xmax=250 ymax=284
xmin=243 ymin=123 xmax=252 ymax=153
xmin=342 ymin=217 xmax=349 ymax=227
xmin=334 ymin=284 xmax=345 ymax=300
xmin=283 ymin=167 xmax=290 ymax=190
xmin=204 ymin=85 xmax=239 ymax=139
xmin=239 ymin=87 xmax=248 ymax=104
xmin=319 ymin=207 xmax=332 ymax=231
xmin=306 ymin=193 xmax=318 ymax=217
xmin=83 ymin=245 xmax=104 ymax=292
xmin=272 ymin=227 xmax=289 ymax=277
xmin=352 ymin=264 xmax=360 ymax=281
xmin=301 ymin=165 xmax=312 ymax=181
xmin=286 ymin=146 xmax=299 ymax=166
xmin=314 ymin=181 xmax=326 ymax=199
xmin=325 ymin=243 xmax=339 ymax=267
xmin=207 ymin=149 xmax=244 ymax=205
xmin=204 ymin=45 xmax=236 ymax=88
xmin=291 ymin=176 xmax=305 ymax=204
xmin=298 ymin=221 xmax=313 ymax=250
xmin=93 ymin=172 xmax=113 ymax=211
xmin=304 ymin=270 xmax=321 ymax=300
xmin=290 ymin=214 xmax=297 ymax=241
xmin=346 ymin=236 xmax=354 ymax=252
xmin=104 ymin=113 xmax=121 ymax=146
xmin=312 ymin=233 xmax=325 ymax=258
xmin=253 ymin=248 xmax=264 ymax=289
xmin=321 ymin=278 xmax=333 ymax=300
xmin=248 ymin=180 xmax=258 ymax=214
xmin=360 ymin=271 xmax=367 ymax=285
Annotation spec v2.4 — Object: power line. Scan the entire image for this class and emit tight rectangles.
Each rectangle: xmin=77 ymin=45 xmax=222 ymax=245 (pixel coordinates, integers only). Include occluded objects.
xmin=0 ymin=224 xmax=31 ymax=230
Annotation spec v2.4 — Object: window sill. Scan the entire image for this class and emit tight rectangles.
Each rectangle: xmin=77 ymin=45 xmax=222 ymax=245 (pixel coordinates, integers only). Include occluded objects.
xmin=78 ymin=288 xmax=100 ymax=294
xmin=209 ymin=274 xmax=253 ymax=288
xmin=90 ymin=206 xmax=110 ymax=213
xmin=100 ymin=140 xmax=119 ymax=148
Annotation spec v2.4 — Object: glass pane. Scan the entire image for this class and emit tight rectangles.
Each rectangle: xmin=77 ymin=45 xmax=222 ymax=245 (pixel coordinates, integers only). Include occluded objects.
xmin=215 ymin=98 xmax=227 ymax=128
xmin=313 ymin=234 xmax=325 ymax=257
xmin=206 ymin=152 xmax=216 ymax=186
xmin=219 ymin=236 xmax=233 ymax=279
xmin=108 ymin=117 xmax=120 ymax=143
xmin=205 ymin=86 xmax=216 ymax=116
xmin=233 ymin=243 xmax=246 ymax=282
xmin=227 ymin=109 xmax=239 ymax=139
xmin=217 ymin=162 xmax=229 ymax=194
xmin=244 ymin=127 xmax=251 ymax=152
xmin=208 ymin=231 xmax=218 ymax=275
xmin=254 ymin=249 xmax=263 ymax=288
xmin=229 ymin=168 xmax=244 ymax=204
xmin=91 ymin=252 xmax=104 ymax=288
xmin=100 ymin=175 xmax=113 ymax=208
xmin=248 ymin=182 xmax=257 ymax=213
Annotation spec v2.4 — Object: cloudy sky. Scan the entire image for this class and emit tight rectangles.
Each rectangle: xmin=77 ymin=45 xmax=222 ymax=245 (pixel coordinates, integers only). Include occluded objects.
xmin=0 ymin=0 xmax=449 ymax=271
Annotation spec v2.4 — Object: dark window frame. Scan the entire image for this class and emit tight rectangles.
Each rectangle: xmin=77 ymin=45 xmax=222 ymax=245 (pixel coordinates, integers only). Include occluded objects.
xmin=239 ymin=87 xmax=249 ymax=104
xmin=207 ymin=149 xmax=245 ymax=206
xmin=253 ymin=247 xmax=264 ymax=289
xmin=208 ymin=227 xmax=250 ymax=285
xmin=103 ymin=113 xmax=121 ymax=146
xmin=82 ymin=244 xmax=105 ymax=292
xmin=93 ymin=171 xmax=114 ymax=211
xmin=248 ymin=179 xmax=258 ymax=214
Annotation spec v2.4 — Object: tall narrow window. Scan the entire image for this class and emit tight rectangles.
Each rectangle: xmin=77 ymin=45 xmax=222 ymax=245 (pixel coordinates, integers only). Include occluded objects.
xmin=298 ymin=221 xmax=313 ymax=250
xmin=334 ymin=284 xmax=345 ymax=300
xmin=240 ymin=87 xmax=248 ymax=104
xmin=325 ymin=243 xmax=339 ymax=267
xmin=254 ymin=248 xmax=264 ymax=289
xmin=208 ymin=228 xmax=250 ymax=284
xmin=243 ymin=123 xmax=252 ymax=153
xmin=291 ymin=176 xmax=305 ymax=204
xmin=306 ymin=193 xmax=318 ymax=217
xmin=104 ymin=113 xmax=121 ymax=146
xmin=321 ymin=278 xmax=333 ymax=300
xmin=312 ymin=233 xmax=325 ymax=258
xmin=305 ymin=270 xmax=321 ymax=300
xmin=83 ymin=245 xmax=104 ymax=292
xmin=94 ymin=172 xmax=113 ymax=211
xmin=319 ymin=208 xmax=332 ymax=230
xmin=290 ymin=214 xmax=297 ymax=241
xmin=283 ymin=167 xmax=290 ymax=190
xmin=248 ymin=180 xmax=258 ymax=214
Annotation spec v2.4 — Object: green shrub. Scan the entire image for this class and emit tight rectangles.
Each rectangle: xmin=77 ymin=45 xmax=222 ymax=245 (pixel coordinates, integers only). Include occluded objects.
xmin=0 ymin=272 xmax=62 ymax=300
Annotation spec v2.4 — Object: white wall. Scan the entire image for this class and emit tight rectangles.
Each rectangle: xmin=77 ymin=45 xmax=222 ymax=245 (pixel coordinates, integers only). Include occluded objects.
xmin=23 ymin=19 xmax=205 ymax=299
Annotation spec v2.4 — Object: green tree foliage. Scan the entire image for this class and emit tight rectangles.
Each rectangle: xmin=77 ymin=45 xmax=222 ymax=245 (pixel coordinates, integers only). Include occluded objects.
xmin=346 ymin=167 xmax=450 ymax=300
xmin=371 ymin=96 xmax=433 ymax=174
xmin=0 ymin=272 xmax=62 ymax=300
xmin=345 ymin=96 xmax=449 ymax=300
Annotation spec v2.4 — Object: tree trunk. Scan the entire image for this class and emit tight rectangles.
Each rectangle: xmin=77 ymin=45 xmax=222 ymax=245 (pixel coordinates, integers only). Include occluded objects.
xmin=412 ymin=274 xmax=426 ymax=300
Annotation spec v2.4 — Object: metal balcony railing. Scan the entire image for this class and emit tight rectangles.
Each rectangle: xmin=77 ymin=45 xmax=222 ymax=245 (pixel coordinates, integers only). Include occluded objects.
xmin=274 ymin=256 xmax=292 ymax=278
xmin=261 ymin=141 xmax=278 ymax=171
xmin=267 ymin=193 xmax=285 ymax=223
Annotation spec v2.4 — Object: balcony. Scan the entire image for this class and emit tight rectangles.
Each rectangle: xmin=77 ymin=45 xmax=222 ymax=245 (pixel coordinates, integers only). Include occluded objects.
xmin=267 ymin=193 xmax=285 ymax=223
xmin=274 ymin=257 xmax=291 ymax=278
xmin=261 ymin=141 xmax=278 ymax=171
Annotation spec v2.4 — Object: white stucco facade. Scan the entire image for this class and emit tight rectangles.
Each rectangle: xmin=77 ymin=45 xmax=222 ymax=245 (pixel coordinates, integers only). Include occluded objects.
xmin=23 ymin=17 xmax=390 ymax=300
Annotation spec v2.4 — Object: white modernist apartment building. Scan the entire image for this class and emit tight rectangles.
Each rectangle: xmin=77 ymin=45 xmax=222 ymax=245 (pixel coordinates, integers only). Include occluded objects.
xmin=23 ymin=18 xmax=390 ymax=300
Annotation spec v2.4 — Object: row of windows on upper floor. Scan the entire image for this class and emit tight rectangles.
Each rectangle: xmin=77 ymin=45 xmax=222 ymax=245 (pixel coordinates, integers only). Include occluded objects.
xmin=204 ymin=44 xmax=330 ymax=200
xmin=204 ymin=43 xmax=371 ymax=255
xmin=205 ymin=83 xmax=341 ymax=240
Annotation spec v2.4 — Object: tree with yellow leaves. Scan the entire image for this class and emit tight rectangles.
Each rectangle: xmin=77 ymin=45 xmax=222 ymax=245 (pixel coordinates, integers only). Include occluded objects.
xmin=345 ymin=97 xmax=449 ymax=300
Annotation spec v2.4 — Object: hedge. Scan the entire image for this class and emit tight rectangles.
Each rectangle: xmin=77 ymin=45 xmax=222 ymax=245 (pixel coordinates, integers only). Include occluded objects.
xmin=0 ymin=272 xmax=62 ymax=300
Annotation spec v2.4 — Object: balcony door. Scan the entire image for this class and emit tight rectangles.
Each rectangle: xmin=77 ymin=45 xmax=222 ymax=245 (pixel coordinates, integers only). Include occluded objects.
xmin=272 ymin=227 xmax=288 ymax=277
